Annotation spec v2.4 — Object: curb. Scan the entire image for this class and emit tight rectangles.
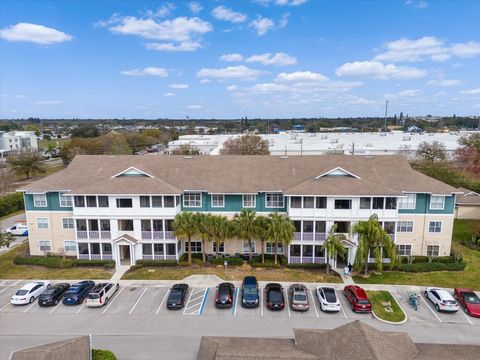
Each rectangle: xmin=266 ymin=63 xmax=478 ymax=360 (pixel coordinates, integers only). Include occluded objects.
xmin=371 ymin=290 xmax=408 ymax=325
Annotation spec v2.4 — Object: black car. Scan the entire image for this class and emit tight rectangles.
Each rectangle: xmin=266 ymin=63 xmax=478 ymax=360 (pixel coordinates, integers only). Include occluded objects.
xmin=241 ymin=276 xmax=259 ymax=308
xmin=38 ymin=283 xmax=70 ymax=307
xmin=265 ymin=283 xmax=285 ymax=311
xmin=62 ymin=280 xmax=95 ymax=305
xmin=215 ymin=283 xmax=235 ymax=308
xmin=167 ymin=284 xmax=189 ymax=310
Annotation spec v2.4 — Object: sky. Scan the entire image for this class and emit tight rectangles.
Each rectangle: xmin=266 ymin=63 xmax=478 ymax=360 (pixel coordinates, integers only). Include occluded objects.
xmin=0 ymin=0 xmax=479 ymax=119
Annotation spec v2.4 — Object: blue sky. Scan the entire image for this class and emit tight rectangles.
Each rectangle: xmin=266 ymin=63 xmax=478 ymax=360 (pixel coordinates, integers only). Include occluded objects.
xmin=1 ymin=0 xmax=479 ymax=119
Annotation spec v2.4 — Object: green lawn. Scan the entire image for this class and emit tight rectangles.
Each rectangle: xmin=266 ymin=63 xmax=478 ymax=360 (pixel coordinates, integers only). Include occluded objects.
xmin=452 ymin=219 xmax=478 ymax=242
xmin=0 ymin=243 xmax=113 ymax=279
xmin=367 ymin=290 xmax=406 ymax=323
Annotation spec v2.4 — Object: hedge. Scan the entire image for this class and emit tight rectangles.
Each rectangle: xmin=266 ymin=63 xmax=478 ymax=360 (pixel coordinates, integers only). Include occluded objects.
xmin=13 ymin=256 xmax=115 ymax=269
xmin=209 ymin=257 xmax=245 ymax=266
xmin=0 ymin=192 xmax=24 ymax=218
xmin=286 ymin=263 xmax=327 ymax=269
xmin=92 ymin=349 xmax=117 ymax=360
xmin=398 ymin=261 xmax=466 ymax=273
xmin=251 ymin=261 xmax=281 ymax=268
xmin=135 ymin=260 xmax=178 ymax=267
xmin=179 ymin=253 xmax=204 ymax=262
xmin=399 ymin=255 xmax=461 ymax=264
xmin=72 ymin=259 xmax=115 ymax=268
xmin=249 ymin=254 xmax=287 ymax=266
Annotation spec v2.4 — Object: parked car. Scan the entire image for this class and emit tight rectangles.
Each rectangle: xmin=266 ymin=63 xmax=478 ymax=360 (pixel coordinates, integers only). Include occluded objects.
xmin=316 ymin=286 xmax=341 ymax=312
xmin=288 ymin=284 xmax=309 ymax=311
xmin=6 ymin=222 xmax=28 ymax=236
xmin=10 ymin=281 xmax=51 ymax=305
xmin=215 ymin=282 xmax=235 ymax=308
xmin=241 ymin=276 xmax=259 ymax=308
xmin=86 ymin=282 xmax=119 ymax=308
xmin=454 ymin=288 xmax=480 ymax=317
xmin=344 ymin=285 xmax=371 ymax=313
xmin=38 ymin=283 xmax=70 ymax=307
xmin=425 ymin=287 xmax=458 ymax=312
xmin=265 ymin=283 xmax=285 ymax=311
xmin=167 ymin=284 xmax=189 ymax=310
xmin=62 ymin=280 xmax=95 ymax=305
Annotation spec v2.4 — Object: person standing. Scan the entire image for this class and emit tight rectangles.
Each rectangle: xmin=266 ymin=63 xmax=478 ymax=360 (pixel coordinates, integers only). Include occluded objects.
xmin=348 ymin=263 xmax=353 ymax=274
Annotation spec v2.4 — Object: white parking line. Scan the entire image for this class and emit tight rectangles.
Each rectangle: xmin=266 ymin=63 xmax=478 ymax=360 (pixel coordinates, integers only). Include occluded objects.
xmin=183 ymin=288 xmax=195 ymax=315
xmin=102 ymin=287 xmax=124 ymax=314
xmin=23 ymin=301 xmax=36 ymax=313
xmin=458 ymin=306 xmax=474 ymax=325
xmin=421 ymin=296 xmax=442 ymax=322
xmin=75 ymin=302 xmax=86 ymax=314
xmin=232 ymin=288 xmax=238 ymax=316
xmin=0 ymin=303 xmax=10 ymax=312
xmin=49 ymin=301 xmax=62 ymax=314
xmin=310 ymin=290 xmax=318 ymax=318
xmin=156 ymin=290 xmax=170 ymax=315
xmin=129 ymin=288 xmax=147 ymax=315
xmin=0 ymin=287 xmax=9 ymax=295
xmin=285 ymin=291 xmax=291 ymax=317
xmin=260 ymin=290 xmax=264 ymax=317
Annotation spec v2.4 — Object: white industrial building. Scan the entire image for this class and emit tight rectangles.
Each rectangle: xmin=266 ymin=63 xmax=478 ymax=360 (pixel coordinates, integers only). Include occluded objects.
xmin=0 ymin=131 xmax=38 ymax=158
xmin=168 ymin=131 xmax=477 ymax=158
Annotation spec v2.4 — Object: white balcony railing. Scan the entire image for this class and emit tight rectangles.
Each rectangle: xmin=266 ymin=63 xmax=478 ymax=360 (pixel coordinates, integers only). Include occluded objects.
xmin=100 ymin=231 xmax=111 ymax=239
xmin=289 ymin=256 xmax=326 ymax=264
xmin=89 ymin=231 xmax=99 ymax=239
xmin=164 ymin=231 xmax=175 ymax=240
xmin=76 ymin=231 xmax=88 ymax=239
xmin=294 ymin=232 xmax=327 ymax=241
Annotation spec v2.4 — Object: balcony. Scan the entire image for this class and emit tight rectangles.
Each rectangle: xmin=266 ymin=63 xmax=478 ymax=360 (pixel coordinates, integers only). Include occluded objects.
xmin=77 ymin=231 xmax=111 ymax=239
xmin=164 ymin=231 xmax=175 ymax=240
xmin=142 ymin=254 xmax=177 ymax=261
xmin=141 ymin=231 xmax=173 ymax=240
xmin=76 ymin=231 xmax=88 ymax=239
xmin=289 ymin=256 xmax=326 ymax=264
xmin=293 ymin=232 xmax=326 ymax=241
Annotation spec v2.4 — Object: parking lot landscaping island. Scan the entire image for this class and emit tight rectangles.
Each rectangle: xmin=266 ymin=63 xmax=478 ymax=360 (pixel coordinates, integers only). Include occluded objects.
xmin=366 ymin=290 xmax=407 ymax=324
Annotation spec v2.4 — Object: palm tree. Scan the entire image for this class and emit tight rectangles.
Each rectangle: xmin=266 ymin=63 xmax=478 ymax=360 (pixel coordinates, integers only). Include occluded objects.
xmin=352 ymin=214 xmax=397 ymax=275
xmin=233 ymin=209 xmax=257 ymax=261
xmin=44 ymin=143 xmax=57 ymax=158
xmin=267 ymin=213 xmax=295 ymax=265
xmin=254 ymin=216 xmax=270 ymax=264
xmin=194 ymin=213 xmax=213 ymax=263
xmin=210 ymin=216 xmax=233 ymax=258
xmin=173 ymin=212 xmax=198 ymax=265
xmin=321 ymin=224 xmax=348 ymax=275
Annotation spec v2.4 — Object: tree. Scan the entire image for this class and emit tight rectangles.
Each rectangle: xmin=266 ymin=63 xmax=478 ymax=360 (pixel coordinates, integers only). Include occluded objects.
xmin=210 ymin=215 xmax=233 ymax=258
xmin=219 ymin=134 xmax=270 ymax=155
xmin=44 ymin=143 xmax=57 ymax=158
xmin=456 ymin=133 xmax=480 ymax=175
xmin=353 ymin=214 xmax=397 ymax=275
xmin=267 ymin=213 xmax=295 ymax=265
xmin=416 ymin=141 xmax=447 ymax=162
xmin=233 ymin=209 xmax=257 ymax=261
xmin=173 ymin=212 xmax=198 ymax=265
xmin=70 ymin=125 xmax=100 ymax=138
xmin=7 ymin=151 xmax=46 ymax=179
xmin=254 ymin=216 xmax=270 ymax=264
xmin=0 ymin=229 xmax=15 ymax=249
xmin=0 ymin=167 xmax=15 ymax=195
xmin=124 ymin=132 xmax=156 ymax=153
xmin=194 ymin=213 xmax=213 ymax=263
xmin=171 ymin=144 xmax=200 ymax=155
xmin=321 ymin=225 xmax=348 ymax=274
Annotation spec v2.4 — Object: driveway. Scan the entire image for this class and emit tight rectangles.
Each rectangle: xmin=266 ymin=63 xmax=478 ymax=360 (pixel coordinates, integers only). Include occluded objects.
xmin=0 ymin=212 xmax=27 ymax=254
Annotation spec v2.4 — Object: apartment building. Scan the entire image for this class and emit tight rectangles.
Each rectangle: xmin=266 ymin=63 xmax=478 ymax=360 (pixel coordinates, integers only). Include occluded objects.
xmin=0 ymin=131 xmax=38 ymax=157
xmin=19 ymin=155 xmax=458 ymax=267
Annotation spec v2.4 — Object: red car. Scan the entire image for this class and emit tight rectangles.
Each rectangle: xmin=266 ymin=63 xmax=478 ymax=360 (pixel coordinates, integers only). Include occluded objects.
xmin=344 ymin=285 xmax=371 ymax=313
xmin=454 ymin=288 xmax=480 ymax=317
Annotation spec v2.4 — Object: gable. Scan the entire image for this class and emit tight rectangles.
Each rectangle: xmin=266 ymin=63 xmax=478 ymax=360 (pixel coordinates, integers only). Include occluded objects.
xmin=315 ymin=167 xmax=360 ymax=179
xmin=112 ymin=167 xmax=153 ymax=178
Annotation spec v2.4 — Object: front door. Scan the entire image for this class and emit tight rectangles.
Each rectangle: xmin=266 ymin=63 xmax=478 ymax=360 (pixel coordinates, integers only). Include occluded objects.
xmin=120 ymin=245 xmax=131 ymax=265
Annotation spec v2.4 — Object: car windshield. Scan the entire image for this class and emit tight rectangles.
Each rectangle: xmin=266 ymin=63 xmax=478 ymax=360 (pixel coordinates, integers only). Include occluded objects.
xmin=243 ymin=287 xmax=257 ymax=295
xmin=42 ymin=288 xmax=56 ymax=295
xmin=357 ymin=299 xmax=369 ymax=305
xmin=323 ymin=288 xmax=337 ymax=302
xmin=15 ymin=290 xmax=28 ymax=296
xmin=65 ymin=287 xmax=79 ymax=294
xmin=269 ymin=290 xmax=282 ymax=302
xmin=294 ymin=294 xmax=307 ymax=302
xmin=169 ymin=292 xmax=182 ymax=301
xmin=443 ymin=300 xmax=456 ymax=305
xmin=88 ymin=293 xmax=100 ymax=299
xmin=463 ymin=292 xmax=480 ymax=304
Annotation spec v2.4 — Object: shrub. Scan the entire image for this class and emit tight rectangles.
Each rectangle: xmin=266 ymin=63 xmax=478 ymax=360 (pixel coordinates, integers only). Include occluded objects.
xmin=13 ymin=256 xmax=73 ymax=268
xmin=0 ymin=192 xmax=24 ymax=217
xmin=179 ymin=253 xmax=203 ymax=262
xmin=248 ymin=254 xmax=287 ymax=266
xmin=398 ymin=261 xmax=466 ymax=273
xmin=209 ymin=257 xmax=244 ymax=266
xmin=286 ymin=263 xmax=327 ymax=269
xmin=135 ymin=260 xmax=178 ymax=267
xmin=92 ymin=349 xmax=117 ymax=360
xmin=400 ymin=255 xmax=460 ymax=264
xmin=72 ymin=259 xmax=116 ymax=268
xmin=251 ymin=261 xmax=281 ymax=268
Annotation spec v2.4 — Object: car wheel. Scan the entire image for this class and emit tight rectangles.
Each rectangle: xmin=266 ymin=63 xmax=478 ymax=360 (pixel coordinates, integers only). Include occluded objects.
xmin=55 ymin=299 xmax=59 ymax=305
xmin=319 ymin=302 xmax=323 ymax=311
xmin=435 ymin=304 xmax=440 ymax=312
xmin=116 ymin=284 xmax=119 ymax=291
xmin=105 ymin=297 xmax=109 ymax=305
xmin=29 ymin=297 xmax=34 ymax=304
xmin=351 ymin=303 xmax=355 ymax=312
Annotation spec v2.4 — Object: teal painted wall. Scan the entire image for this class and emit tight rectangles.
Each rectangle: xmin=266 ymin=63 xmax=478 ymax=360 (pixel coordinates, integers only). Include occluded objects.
xmin=398 ymin=194 xmax=455 ymax=215
xmin=24 ymin=192 xmax=73 ymax=211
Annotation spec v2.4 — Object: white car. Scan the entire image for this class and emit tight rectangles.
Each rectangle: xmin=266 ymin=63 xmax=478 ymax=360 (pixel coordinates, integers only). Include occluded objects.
xmin=86 ymin=282 xmax=119 ymax=307
xmin=6 ymin=223 xmax=28 ymax=236
xmin=316 ymin=286 xmax=341 ymax=312
xmin=425 ymin=287 xmax=459 ymax=312
xmin=10 ymin=281 xmax=51 ymax=305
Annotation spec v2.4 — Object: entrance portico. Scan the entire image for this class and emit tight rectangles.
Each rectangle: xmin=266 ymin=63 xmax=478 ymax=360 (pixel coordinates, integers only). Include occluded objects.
xmin=112 ymin=235 xmax=137 ymax=266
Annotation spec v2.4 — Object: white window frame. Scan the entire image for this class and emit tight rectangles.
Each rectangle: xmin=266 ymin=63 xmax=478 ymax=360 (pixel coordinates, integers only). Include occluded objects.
xmin=242 ymin=194 xmax=256 ymax=208
xmin=211 ymin=194 xmax=225 ymax=208
xmin=184 ymin=241 xmax=202 ymax=253
xmin=212 ymin=242 xmax=225 ymax=253
xmin=243 ymin=241 xmax=256 ymax=253
xmin=59 ymin=193 xmax=72 ymax=207
xmin=36 ymin=217 xmax=49 ymax=229
xmin=183 ymin=192 xmax=202 ymax=208
xmin=428 ymin=221 xmax=442 ymax=233
xmin=63 ymin=240 xmax=77 ymax=252
xmin=265 ymin=193 xmax=284 ymax=208
xmin=265 ymin=243 xmax=283 ymax=254
xmin=396 ymin=244 xmax=412 ymax=256
xmin=398 ymin=194 xmax=416 ymax=210
xmin=38 ymin=240 xmax=51 ymax=252
xmin=62 ymin=218 xmax=75 ymax=229
xmin=397 ymin=221 xmax=414 ymax=233
xmin=429 ymin=195 xmax=445 ymax=210
xmin=427 ymin=245 xmax=440 ymax=257
xmin=33 ymin=194 xmax=47 ymax=207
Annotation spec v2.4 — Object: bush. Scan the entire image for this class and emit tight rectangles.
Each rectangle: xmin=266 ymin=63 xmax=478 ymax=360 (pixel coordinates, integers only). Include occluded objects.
xmin=179 ymin=253 xmax=204 ymax=262
xmin=135 ymin=260 xmax=178 ymax=267
xmin=398 ymin=261 xmax=466 ymax=273
xmin=209 ymin=257 xmax=244 ymax=266
xmin=400 ymin=255 xmax=460 ymax=264
xmin=248 ymin=254 xmax=287 ymax=266
xmin=0 ymin=192 xmax=24 ymax=218
xmin=251 ymin=261 xmax=281 ymax=268
xmin=92 ymin=349 xmax=117 ymax=360
xmin=73 ymin=259 xmax=116 ymax=268
xmin=286 ymin=263 xmax=327 ymax=269
xmin=13 ymin=256 xmax=73 ymax=268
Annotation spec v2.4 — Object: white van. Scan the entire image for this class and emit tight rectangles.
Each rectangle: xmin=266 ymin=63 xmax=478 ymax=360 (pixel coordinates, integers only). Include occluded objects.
xmin=6 ymin=223 xmax=28 ymax=236
xmin=86 ymin=282 xmax=119 ymax=307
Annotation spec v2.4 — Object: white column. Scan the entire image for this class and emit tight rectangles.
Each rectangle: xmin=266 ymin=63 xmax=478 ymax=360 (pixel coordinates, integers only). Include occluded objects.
xmin=164 ymin=243 xmax=167 ymax=260
xmin=163 ymin=219 xmax=166 ymax=240
xmin=87 ymin=242 xmax=91 ymax=260
xmin=76 ymin=243 xmax=79 ymax=259
xmin=300 ymin=244 xmax=303 ymax=264
xmin=100 ymin=243 xmax=103 ymax=260
xmin=151 ymin=243 xmax=154 ymax=260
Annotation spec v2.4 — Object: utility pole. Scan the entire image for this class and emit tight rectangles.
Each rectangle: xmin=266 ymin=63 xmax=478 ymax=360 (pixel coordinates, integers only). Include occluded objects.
xmin=384 ymin=100 xmax=388 ymax=132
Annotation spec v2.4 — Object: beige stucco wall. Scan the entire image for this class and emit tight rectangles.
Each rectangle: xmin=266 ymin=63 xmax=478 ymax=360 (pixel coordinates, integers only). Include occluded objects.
xmin=26 ymin=211 xmax=76 ymax=256
xmin=181 ymin=235 xmax=268 ymax=255
xmin=395 ymin=214 xmax=454 ymax=256
xmin=455 ymin=205 xmax=480 ymax=220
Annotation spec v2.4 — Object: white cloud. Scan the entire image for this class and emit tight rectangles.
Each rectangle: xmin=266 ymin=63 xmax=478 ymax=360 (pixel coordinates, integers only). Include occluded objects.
xmin=1 ymin=94 xmax=25 ymax=99
xmin=34 ymin=100 xmax=61 ymax=105
xmin=275 ymin=71 xmax=329 ymax=82
xmin=212 ymin=6 xmax=247 ymax=23
xmin=199 ymin=79 xmax=211 ymax=84
xmin=189 ymin=2 xmax=202 ymax=14
xmin=279 ymin=13 xmax=289 ymax=28
xmin=121 ymin=67 xmax=168 ymax=77
xmin=336 ymin=61 xmax=426 ymax=79
xmin=246 ymin=52 xmax=297 ymax=66
xmin=405 ymin=0 xmax=429 ymax=9
xmin=250 ymin=83 xmax=288 ymax=93
xmin=197 ymin=65 xmax=262 ymax=81
xmin=249 ymin=16 xmax=274 ymax=36
xmin=220 ymin=53 xmax=244 ymax=62
xmin=255 ymin=0 xmax=308 ymax=6
xmin=146 ymin=41 xmax=201 ymax=51
xmin=143 ymin=3 xmax=176 ymax=18
xmin=164 ymin=92 xmax=175 ymax=96
xmin=0 ymin=23 xmax=72 ymax=44
xmin=460 ymin=88 xmax=480 ymax=95
xmin=349 ymin=97 xmax=375 ymax=105
xmin=188 ymin=104 xmax=202 ymax=109
xmin=428 ymin=79 xmax=462 ymax=87
xmin=169 ymin=83 xmax=189 ymax=89
xmin=450 ymin=41 xmax=480 ymax=58
xmin=227 ymin=85 xmax=238 ymax=91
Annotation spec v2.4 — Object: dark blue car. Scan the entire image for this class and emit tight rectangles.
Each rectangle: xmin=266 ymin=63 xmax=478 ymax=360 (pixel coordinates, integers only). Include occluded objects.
xmin=62 ymin=280 xmax=95 ymax=305
xmin=241 ymin=276 xmax=259 ymax=308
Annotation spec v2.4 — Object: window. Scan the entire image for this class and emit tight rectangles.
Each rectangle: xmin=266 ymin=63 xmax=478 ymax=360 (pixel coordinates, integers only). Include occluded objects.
xmin=74 ymin=196 xmax=85 ymax=207
xmin=153 ymin=219 xmax=163 ymax=231
xmin=385 ymin=197 xmax=397 ymax=210
xmin=118 ymin=219 xmax=134 ymax=231
xmin=334 ymin=199 xmax=352 ymax=210
xmin=141 ymin=220 xmax=152 ymax=231
xmin=116 ymin=198 xmax=133 ymax=208
xmin=100 ymin=220 xmax=110 ymax=231
xmin=164 ymin=196 xmax=175 ymax=207
xmin=397 ymin=221 xmax=413 ymax=232
xmin=183 ymin=193 xmax=202 ymax=207
xmin=76 ymin=219 xmax=87 ymax=231
xmin=396 ymin=245 xmax=412 ymax=256
xmin=315 ymin=197 xmax=327 ymax=209
xmin=64 ymin=241 xmax=76 ymax=252
xmin=86 ymin=196 xmax=97 ymax=207
xmin=166 ymin=243 xmax=176 ymax=255
xmin=427 ymin=245 xmax=440 ymax=257
xmin=430 ymin=196 xmax=445 ymax=210
xmin=372 ymin=197 xmax=384 ymax=210
xmin=290 ymin=196 xmax=302 ymax=208
xmin=211 ymin=194 xmax=225 ymax=208
xmin=428 ymin=221 xmax=442 ymax=233
xmin=360 ymin=197 xmax=371 ymax=209
xmin=98 ymin=196 xmax=109 ymax=207
xmin=334 ymin=221 xmax=350 ymax=233
xmin=152 ymin=196 xmax=163 ymax=207
xmin=59 ymin=193 xmax=72 ymax=207
xmin=290 ymin=245 xmax=301 ymax=256
xmin=398 ymin=194 xmax=416 ymax=210
xmin=154 ymin=244 xmax=164 ymax=254
xmin=301 ymin=196 xmax=313 ymax=208
xmin=243 ymin=194 xmax=256 ymax=208
xmin=303 ymin=221 xmax=314 ymax=233
xmin=140 ymin=196 xmax=150 ymax=208
xmin=33 ymin=194 xmax=47 ymax=207
xmin=212 ymin=242 xmax=225 ymax=253
xmin=37 ymin=218 xmax=49 ymax=229
xmin=383 ymin=222 xmax=395 ymax=235
xmin=62 ymin=218 xmax=74 ymax=229
xmin=266 ymin=193 xmax=284 ymax=208
xmin=265 ymin=243 xmax=283 ymax=254
xmin=184 ymin=241 xmax=202 ymax=253
xmin=243 ymin=241 xmax=256 ymax=253
xmin=38 ymin=240 xmax=51 ymax=252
